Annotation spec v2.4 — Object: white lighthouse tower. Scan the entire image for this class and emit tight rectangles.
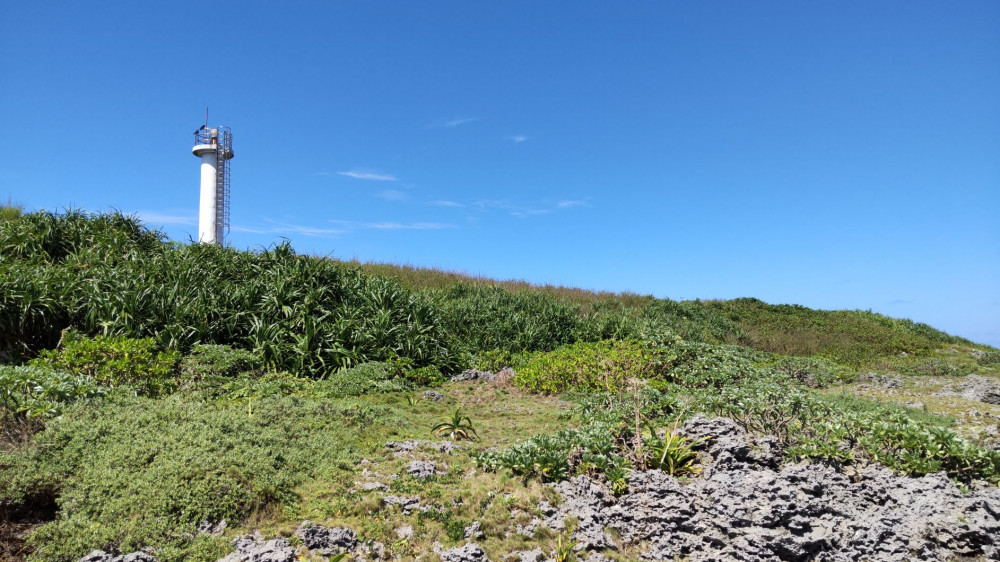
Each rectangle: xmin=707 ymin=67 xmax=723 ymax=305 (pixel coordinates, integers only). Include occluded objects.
xmin=193 ymin=123 xmax=234 ymax=245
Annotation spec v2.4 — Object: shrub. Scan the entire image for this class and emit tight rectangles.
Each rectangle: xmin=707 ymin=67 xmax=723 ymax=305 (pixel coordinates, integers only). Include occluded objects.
xmin=0 ymin=365 xmax=104 ymax=421
xmin=179 ymin=344 xmax=261 ymax=381
xmin=311 ymin=362 xmax=410 ymax=398
xmin=30 ymin=333 xmax=178 ymax=396
xmin=700 ymin=381 xmax=1000 ymax=483
xmin=1 ymin=393 xmax=396 ymax=562
xmin=515 ymin=340 xmax=664 ymax=394
xmin=403 ymin=364 xmax=446 ymax=386
xmin=764 ymin=355 xmax=854 ymax=387
xmin=433 ymin=283 xmax=580 ymax=355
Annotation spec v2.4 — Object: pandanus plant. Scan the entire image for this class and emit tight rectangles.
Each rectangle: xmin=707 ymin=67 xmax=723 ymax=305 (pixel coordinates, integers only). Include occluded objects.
xmin=432 ymin=407 xmax=479 ymax=441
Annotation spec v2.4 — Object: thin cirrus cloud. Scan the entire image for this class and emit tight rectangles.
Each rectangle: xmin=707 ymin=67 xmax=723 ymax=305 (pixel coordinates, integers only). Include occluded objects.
xmin=456 ymin=197 xmax=591 ymax=218
xmin=329 ymin=219 xmax=454 ymax=231
xmin=376 ymin=189 xmax=408 ymax=202
xmin=337 ymin=170 xmax=398 ymax=181
xmin=230 ymin=220 xmax=348 ymax=238
xmin=505 ymin=135 xmax=529 ymax=143
xmin=429 ymin=116 xmax=479 ymax=128
xmin=231 ymin=218 xmax=455 ymax=239
xmin=427 ymin=200 xmax=465 ymax=208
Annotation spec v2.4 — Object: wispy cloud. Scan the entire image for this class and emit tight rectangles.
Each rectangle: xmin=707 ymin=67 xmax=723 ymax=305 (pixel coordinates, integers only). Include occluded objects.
xmin=505 ymin=135 xmax=529 ymax=143
xmin=427 ymin=200 xmax=465 ymax=208
xmin=429 ymin=116 xmax=479 ymax=128
xmin=376 ymin=189 xmax=408 ymax=202
xmin=556 ymin=199 xmax=589 ymax=208
xmin=886 ymin=299 xmax=913 ymax=306
xmin=231 ymin=220 xmax=348 ymax=238
xmin=231 ymin=217 xmax=455 ymax=238
xmin=338 ymin=170 xmax=398 ymax=181
xmin=471 ymin=200 xmax=550 ymax=218
xmin=330 ymin=220 xmax=454 ymax=231
xmin=134 ymin=210 xmax=197 ymax=226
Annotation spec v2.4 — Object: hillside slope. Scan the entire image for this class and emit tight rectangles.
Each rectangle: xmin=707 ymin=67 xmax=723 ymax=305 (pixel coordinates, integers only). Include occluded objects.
xmin=1 ymin=210 xmax=998 ymax=562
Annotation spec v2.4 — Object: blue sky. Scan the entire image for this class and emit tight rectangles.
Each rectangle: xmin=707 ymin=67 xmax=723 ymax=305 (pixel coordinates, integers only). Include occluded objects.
xmin=2 ymin=1 xmax=998 ymax=347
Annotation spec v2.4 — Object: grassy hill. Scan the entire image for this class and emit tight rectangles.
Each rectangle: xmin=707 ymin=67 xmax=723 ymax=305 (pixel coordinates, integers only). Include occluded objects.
xmin=1 ymin=209 xmax=997 ymax=561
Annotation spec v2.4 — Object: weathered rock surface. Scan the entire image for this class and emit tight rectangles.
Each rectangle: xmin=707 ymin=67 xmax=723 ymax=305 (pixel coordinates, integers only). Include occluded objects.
xmin=384 ymin=439 xmax=461 ymax=457
xmin=383 ymin=494 xmax=427 ymax=514
xmin=958 ymin=374 xmax=1000 ymax=405
xmin=440 ymin=542 xmax=489 ymax=562
xmin=539 ymin=416 xmax=1000 ymax=561
xmin=451 ymin=369 xmax=493 ymax=382
xmin=407 ymin=460 xmax=438 ymax=479
xmin=218 ymin=535 xmax=296 ymax=562
xmin=464 ymin=520 xmax=484 ymax=539
xmin=77 ymin=552 xmax=156 ymax=562
xmin=450 ymin=368 xmax=514 ymax=384
xmin=295 ymin=521 xmax=357 ymax=555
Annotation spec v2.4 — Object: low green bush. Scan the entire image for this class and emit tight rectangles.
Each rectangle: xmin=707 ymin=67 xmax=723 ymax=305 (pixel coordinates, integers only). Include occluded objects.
xmin=658 ymin=341 xmax=768 ymax=389
xmin=700 ymin=381 xmax=1000 ymax=483
xmin=30 ymin=333 xmax=179 ymax=396
xmin=976 ymin=350 xmax=1000 ymax=366
xmin=179 ymin=344 xmax=261 ymax=381
xmin=515 ymin=340 xmax=665 ymax=394
xmin=0 ymin=365 xmax=104 ymax=421
xmin=311 ymin=362 xmax=410 ymax=398
xmin=1 ymin=393 xmax=396 ymax=562
xmin=763 ymin=355 xmax=855 ymax=387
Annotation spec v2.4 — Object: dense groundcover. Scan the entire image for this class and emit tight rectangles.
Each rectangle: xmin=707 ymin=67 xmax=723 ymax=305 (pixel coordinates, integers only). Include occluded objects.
xmin=2 ymin=209 xmax=998 ymax=562
xmin=1 ymin=209 xmax=970 ymax=373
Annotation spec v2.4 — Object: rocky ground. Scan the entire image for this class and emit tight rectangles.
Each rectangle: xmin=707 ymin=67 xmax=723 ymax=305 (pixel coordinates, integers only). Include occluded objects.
xmin=79 ymin=415 xmax=1000 ymax=562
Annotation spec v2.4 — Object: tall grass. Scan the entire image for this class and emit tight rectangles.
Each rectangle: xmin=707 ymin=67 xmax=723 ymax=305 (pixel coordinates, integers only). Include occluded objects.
xmin=1 ymin=210 xmax=983 ymax=372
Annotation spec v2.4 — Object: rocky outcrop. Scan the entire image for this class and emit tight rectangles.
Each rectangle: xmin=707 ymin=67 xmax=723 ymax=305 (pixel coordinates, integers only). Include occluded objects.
xmin=218 ymin=535 xmax=296 ymax=562
xmin=296 ymin=521 xmax=357 ymax=556
xmin=440 ymin=543 xmax=489 ymax=562
xmin=958 ymin=374 xmax=1000 ymax=405
xmin=538 ymin=416 xmax=1000 ymax=561
xmin=77 ymin=552 xmax=156 ymax=562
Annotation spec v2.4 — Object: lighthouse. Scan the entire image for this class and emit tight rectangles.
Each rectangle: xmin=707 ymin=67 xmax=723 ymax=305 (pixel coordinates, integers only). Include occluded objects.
xmin=193 ymin=124 xmax=234 ymax=245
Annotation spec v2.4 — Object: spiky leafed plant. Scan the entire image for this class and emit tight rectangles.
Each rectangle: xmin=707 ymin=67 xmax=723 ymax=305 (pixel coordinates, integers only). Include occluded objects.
xmin=643 ymin=422 xmax=708 ymax=476
xmin=432 ymin=407 xmax=479 ymax=441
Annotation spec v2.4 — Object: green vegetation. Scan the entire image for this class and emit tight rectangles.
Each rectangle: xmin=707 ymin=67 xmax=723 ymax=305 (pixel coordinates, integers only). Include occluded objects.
xmin=1 ymin=209 xmax=997 ymax=561
xmin=0 ymin=365 xmax=103 ymax=422
xmin=432 ymin=407 xmax=479 ymax=441
xmin=30 ymin=332 xmax=179 ymax=396
xmin=514 ymin=340 xmax=664 ymax=394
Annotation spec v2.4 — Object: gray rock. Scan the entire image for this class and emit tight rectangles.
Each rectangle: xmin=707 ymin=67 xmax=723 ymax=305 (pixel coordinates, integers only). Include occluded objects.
xmin=959 ymin=375 xmax=1000 ymax=405
xmin=451 ymin=369 xmax=491 ymax=382
xmin=450 ymin=368 xmax=514 ymax=383
xmin=464 ymin=520 xmax=484 ymax=539
xmin=383 ymin=495 xmax=425 ymax=514
xmin=77 ymin=552 xmax=157 ymax=562
xmin=361 ymin=481 xmax=389 ymax=491
xmin=395 ymin=525 xmax=414 ymax=539
xmin=218 ymin=536 xmax=296 ymax=562
xmin=423 ymin=390 xmax=445 ymax=401
xmin=440 ymin=543 xmax=489 ymax=562
xmin=407 ymin=460 xmax=438 ymax=479
xmin=296 ymin=521 xmax=357 ymax=556
xmin=538 ymin=416 xmax=1000 ymax=562
xmin=197 ymin=519 xmax=227 ymax=536
xmin=859 ymin=371 xmax=902 ymax=389
xmin=435 ymin=440 xmax=462 ymax=454
xmin=78 ymin=552 xmax=119 ymax=562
